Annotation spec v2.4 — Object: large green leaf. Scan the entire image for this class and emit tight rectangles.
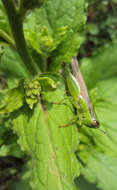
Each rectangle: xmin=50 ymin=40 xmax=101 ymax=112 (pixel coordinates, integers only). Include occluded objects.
xmin=12 ymin=74 xmax=79 ymax=190
xmin=77 ymin=42 xmax=117 ymax=190
xmin=24 ymin=0 xmax=86 ymax=71
xmin=80 ymin=153 xmax=117 ymax=190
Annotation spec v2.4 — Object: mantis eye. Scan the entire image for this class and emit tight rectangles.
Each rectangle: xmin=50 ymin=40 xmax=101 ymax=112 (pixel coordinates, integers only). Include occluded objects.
xmin=91 ymin=119 xmax=100 ymax=128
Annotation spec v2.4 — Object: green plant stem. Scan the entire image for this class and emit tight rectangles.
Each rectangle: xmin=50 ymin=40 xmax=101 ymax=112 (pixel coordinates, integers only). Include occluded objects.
xmin=2 ymin=0 xmax=40 ymax=77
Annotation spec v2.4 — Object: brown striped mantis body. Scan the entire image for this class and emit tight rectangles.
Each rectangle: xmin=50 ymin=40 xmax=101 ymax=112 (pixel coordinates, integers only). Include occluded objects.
xmin=61 ymin=57 xmax=105 ymax=134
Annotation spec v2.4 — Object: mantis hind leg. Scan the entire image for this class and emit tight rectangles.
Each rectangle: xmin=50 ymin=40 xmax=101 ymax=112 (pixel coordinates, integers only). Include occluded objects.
xmin=50 ymin=96 xmax=74 ymax=105
xmin=59 ymin=116 xmax=78 ymax=128
xmin=49 ymin=97 xmax=79 ymax=128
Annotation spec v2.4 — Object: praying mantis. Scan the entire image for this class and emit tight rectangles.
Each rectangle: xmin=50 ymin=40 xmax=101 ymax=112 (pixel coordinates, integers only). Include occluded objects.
xmin=60 ymin=56 xmax=105 ymax=133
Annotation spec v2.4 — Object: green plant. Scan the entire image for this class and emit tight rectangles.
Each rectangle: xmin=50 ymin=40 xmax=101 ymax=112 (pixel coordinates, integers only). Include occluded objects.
xmin=0 ymin=1 xmax=117 ymax=190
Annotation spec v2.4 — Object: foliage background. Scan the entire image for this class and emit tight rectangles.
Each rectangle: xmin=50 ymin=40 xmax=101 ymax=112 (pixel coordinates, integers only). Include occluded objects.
xmin=0 ymin=0 xmax=117 ymax=190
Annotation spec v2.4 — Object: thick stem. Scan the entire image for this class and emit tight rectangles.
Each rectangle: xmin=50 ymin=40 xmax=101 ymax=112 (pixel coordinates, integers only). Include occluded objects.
xmin=2 ymin=0 xmax=39 ymax=77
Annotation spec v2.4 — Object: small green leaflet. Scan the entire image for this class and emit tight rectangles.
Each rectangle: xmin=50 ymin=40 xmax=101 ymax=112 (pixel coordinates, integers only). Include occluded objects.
xmin=0 ymin=86 xmax=24 ymax=114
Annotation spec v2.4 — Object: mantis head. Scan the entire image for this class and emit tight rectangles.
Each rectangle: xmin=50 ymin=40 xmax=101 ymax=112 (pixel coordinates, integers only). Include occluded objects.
xmin=91 ymin=119 xmax=106 ymax=134
xmin=91 ymin=119 xmax=100 ymax=128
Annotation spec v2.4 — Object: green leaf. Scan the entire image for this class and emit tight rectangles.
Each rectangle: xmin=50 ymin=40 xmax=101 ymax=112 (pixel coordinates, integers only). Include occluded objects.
xmin=79 ymin=43 xmax=117 ymax=156
xmin=0 ymin=117 xmax=25 ymax=158
xmin=24 ymin=74 xmax=58 ymax=109
xmin=20 ymin=0 xmax=45 ymax=16
xmin=87 ymin=24 xmax=99 ymax=35
xmin=80 ymin=42 xmax=117 ymax=89
xmin=14 ymin=162 xmax=33 ymax=190
xmin=79 ymin=153 xmax=117 ymax=190
xmin=0 ymin=122 xmax=8 ymax=145
xmin=12 ymin=74 xmax=79 ymax=190
xmin=0 ymin=1 xmax=14 ymax=45
xmin=0 ymin=28 xmax=14 ymax=46
xmin=0 ymin=85 xmax=24 ymax=113
xmin=0 ymin=143 xmax=25 ymax=158
xmin=77 ymin=42 xmax=117 ymax=190
xmin=0 ymin=2 xmax=10 ymax=32
xmin=75 ymin=175 xmax=100 ymax=190
xmin=50 ymin=32 xmax=83 ymax=71
xmin=24 ymin=0 xmax=86 ymax=70
xmin=37 ymin=75 xmax=58 ymax=90
xmin=78 ymin=78 xmax=117 ymax=157
xmin=0 ymin=47 xmax=30 ymax=78
xmin=0 ymin=73 xmax=58 ymax=112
